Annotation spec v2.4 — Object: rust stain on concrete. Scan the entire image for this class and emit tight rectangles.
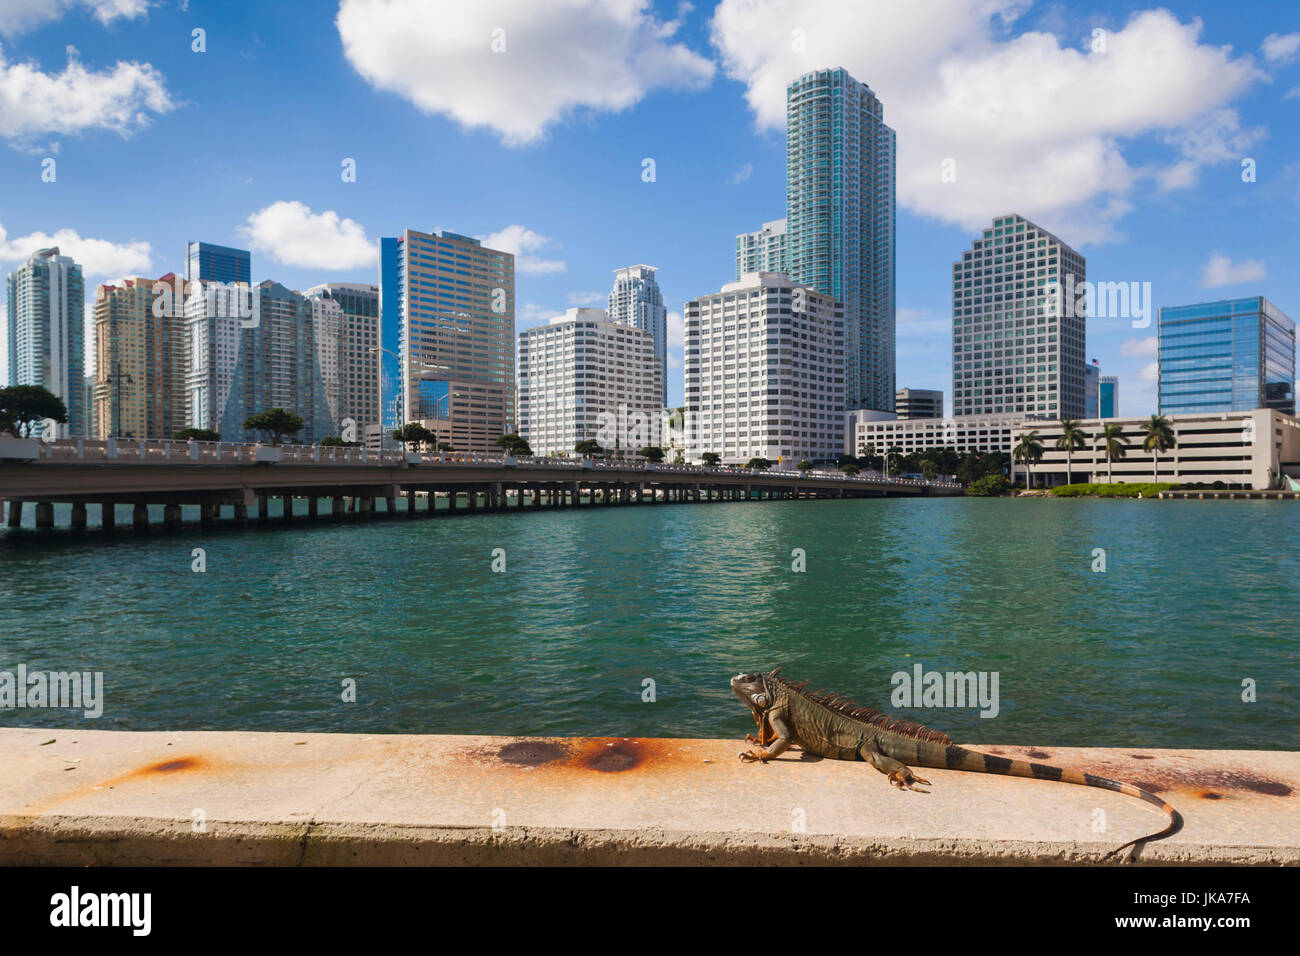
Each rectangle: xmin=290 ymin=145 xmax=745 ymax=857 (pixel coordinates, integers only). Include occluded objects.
xmin=21 ymin=753 xmax=214 ymax=816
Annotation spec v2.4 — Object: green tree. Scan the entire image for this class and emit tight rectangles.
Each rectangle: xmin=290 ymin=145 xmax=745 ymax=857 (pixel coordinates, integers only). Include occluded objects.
xmin=884 ymin=445 xmax=903 ymax=477
xmin=1013 ymin=430 xmax=1044 ymax=488
xmin=496 ymin=433 xmax=532 ymax=456
xmin=436 ymin=442 xmax=454 ymax=452
xmin=966 ymin=474 xmax=1010 ymax=497
xmin=746 ymin=457 xmax=772 ymax=471
xmin=918 ymin=458 xmax=938 ymax=480
xmin=638 ymin=445 xmax=665 ymax=463
xmin=1095 ymin=423 xmax=1129 ymax=483
xmin=174 ymin=427 xmax=221 ymax=442
xmin=796 ymin=459 xmax=813 ymax=472
xmin=1139 ymin=414 xmax=1176 ymax=482
xmin=319 ymin=435 xmax=361 ymax=447
xmin=700 ymin=452 xmax=721 ymax=467
xmin=392 ymin=422 xmax=434 ymax=451
xmin=841 ymin=463 xmax=860 ymax=476
xmin=244 ymin=408 xmax=304 ymax=445
xmin=1055 ymin=419 xmax=1087 ymax=485
xmin=0 ymin=385 xmax=68 ymax=438
xmin=574 ymin=438 xmax=603 ymax=457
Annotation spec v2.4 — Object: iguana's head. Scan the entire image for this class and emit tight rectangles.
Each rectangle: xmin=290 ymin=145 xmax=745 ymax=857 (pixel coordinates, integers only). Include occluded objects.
xmin=730 ymin=671 xmax=775 ymax=722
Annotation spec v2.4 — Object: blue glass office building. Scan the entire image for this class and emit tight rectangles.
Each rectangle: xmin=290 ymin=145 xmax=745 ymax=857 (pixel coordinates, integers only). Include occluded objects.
xmin=1158 ymin=297 xmax=1295 ymax=415
xmin=185 ymin=241 xmax=250 ymax=285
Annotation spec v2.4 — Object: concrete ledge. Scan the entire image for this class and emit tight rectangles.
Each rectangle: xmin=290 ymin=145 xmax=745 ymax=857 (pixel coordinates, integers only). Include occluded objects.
xmin=1 ymin=729 xmax=1295 ymax=865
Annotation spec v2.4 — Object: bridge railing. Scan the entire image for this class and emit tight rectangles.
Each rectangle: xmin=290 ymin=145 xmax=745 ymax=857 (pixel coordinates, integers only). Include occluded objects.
xmin=18 ymin=438 xmax=961 ymax=489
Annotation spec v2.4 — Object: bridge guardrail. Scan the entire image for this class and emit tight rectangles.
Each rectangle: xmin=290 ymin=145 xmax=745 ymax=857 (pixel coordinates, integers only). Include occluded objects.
xmin=13 ymin=438 xmax=961 ymax=490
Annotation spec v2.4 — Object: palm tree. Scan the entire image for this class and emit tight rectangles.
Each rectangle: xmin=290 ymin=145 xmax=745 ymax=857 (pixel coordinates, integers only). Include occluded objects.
xmin=1055 ymin=419 xmax=1087 ymax=485
xmin=1012 ymin=431 xmax=1044 ymax=488
xmin=1139 ymin=414 xmax=1176 ymax=482
xmin=1096 ymin=423 xmax=1128 ymax=483
xmin=884 ymin=445 xmax=903 ymax=478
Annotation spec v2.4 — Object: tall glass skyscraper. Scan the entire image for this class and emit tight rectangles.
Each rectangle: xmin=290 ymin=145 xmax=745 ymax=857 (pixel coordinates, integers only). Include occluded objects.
xmin=1158 ymin=297 xmax=1295 ymax=415
xmin=377 ymin=229 xmax=515 ymax=453
xmin=185 ymin=241 xmax=251 ymax=285
xmin=786 ymin=67 xmax=896 ymax=412
xmin=607 ymin=265 xmax=667 ymax=405
xmin=5 ymin=247 xmax=86 ymax=437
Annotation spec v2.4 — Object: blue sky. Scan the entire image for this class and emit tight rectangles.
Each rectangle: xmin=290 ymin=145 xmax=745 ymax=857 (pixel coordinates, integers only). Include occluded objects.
xmin=2 ymin=0 xmax=1298 ymax=416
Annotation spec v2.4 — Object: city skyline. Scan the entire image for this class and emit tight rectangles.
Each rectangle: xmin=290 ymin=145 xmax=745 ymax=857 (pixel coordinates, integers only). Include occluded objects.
xmin=1 ymin=1 xmax=1298 ymax=420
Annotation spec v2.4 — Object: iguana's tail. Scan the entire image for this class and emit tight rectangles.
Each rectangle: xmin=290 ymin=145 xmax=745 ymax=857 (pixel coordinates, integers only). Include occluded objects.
xmin=922 ymin=744 xmax=1182 ymax=861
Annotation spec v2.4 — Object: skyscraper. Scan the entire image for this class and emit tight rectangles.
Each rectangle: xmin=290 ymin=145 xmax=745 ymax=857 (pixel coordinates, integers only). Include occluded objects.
xmin=735 ymin=219 xmax=788 ymax=279
xmin=185 ymin=241 xmax=251 ymax=285
xmin=185 ymin=280 xmax=337 ymax=442
xmin=894 ymin=388 xmax=943 ymax=419
xmin=1084 ymin=359 xmax=1100 ymax=418
xmin=93 ymin=274 xmax=188 ymax=439
xmin=607 ymin=265 xmax=667 ymax=405
xmin=1158 ymin=297 xmax=1295 ymax=416
xmin=952 ymin=214 xmax=1087 ymax=418
xmin=685 ymin=272 xmax=845 ymax=464
xmin=304 ymin=282 xmax=380 ymax=440
xmin=1100 ymin=375 xmax=1119 ymax=418
xmin=378 ymin=229 xmax=515 ymax=453
xmin=5 ymin=247 xmax=86 ymax=437
xmin=517 ymin=308 xmax=662 ymax=456
xmin=786 ymin=67 xmax=896 ymax=412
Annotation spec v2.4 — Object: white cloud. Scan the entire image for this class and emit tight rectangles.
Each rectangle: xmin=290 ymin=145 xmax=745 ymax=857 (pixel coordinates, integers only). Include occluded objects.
xmin=1261 ymin=32 xmax=1300 ymax=63
xmin=566 ymin=291 xmax=605 ymax=307
xmin=667 ymin=310 xmax=684 ymax=348
xmin=0 ymin=44 xmax=172 ymax=149
xmin=477 ymin=224 xmax=565 ymax=274
xmin=238 ymin=201 xmax=375 ymax=271
xmin=729 ymin=162 xmax=754 ymax=184
xmin=1137 ymin=361 xmax=1159 ymax=383
xmin=1285 ymin=84 xmax=1300 ymax=101
xmin=1157 ymin=108 xmax=1263 ymax=191
xmin=336 ymin=0 xmax=714 ymax=146
xmin=1200 ymin=253 xmax=1266 ymax=289
xmin=0 ymin=0 xmax=151 ymax=35
xmin=710 ymin=3 xmax=1264 ymax=244
xmin=517 ymin=302 xmax=562 ymax=327
xmin=1119 ymin=336 xmax=1157 ymax=358
xmin=0 ymin=221 xmax=150 ymax=276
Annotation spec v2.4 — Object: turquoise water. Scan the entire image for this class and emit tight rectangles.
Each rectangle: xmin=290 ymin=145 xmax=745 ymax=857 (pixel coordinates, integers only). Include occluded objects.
xmin=1 ymin=498 xmax=1296 ymax=749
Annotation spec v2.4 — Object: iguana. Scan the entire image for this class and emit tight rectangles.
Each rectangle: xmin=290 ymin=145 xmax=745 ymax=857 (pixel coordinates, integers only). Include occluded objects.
xmin=730 ymin=669 xmax=1181 ymax=861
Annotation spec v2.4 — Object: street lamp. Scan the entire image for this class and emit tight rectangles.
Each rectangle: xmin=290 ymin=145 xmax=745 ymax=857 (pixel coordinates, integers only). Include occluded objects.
xmin=104 ymin=361 xmax=135 ymax=439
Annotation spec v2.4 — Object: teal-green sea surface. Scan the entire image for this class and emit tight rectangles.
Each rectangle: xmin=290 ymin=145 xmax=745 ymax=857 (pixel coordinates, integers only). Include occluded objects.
xmin=1 ymin=498 xmax=1296 ymax=749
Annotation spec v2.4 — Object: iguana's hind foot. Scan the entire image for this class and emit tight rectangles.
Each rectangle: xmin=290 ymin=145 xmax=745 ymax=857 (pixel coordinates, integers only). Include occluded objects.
xmin=887 ymin=769 xmax=931 ymax=792
xmin=863 ymin=743 xmax=932 ymax=792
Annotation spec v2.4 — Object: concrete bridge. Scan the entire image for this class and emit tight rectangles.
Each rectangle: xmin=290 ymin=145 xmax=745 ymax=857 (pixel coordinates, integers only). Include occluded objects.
xmin=0 ymin=436 xmax=962 ymax=532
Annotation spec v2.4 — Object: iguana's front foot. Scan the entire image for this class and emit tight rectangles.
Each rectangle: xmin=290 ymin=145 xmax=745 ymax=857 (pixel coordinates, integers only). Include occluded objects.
xmin=888 ymin=768 xmax=931 ymax=792
xmin=739 ymin=747 xmax=770 ymax=762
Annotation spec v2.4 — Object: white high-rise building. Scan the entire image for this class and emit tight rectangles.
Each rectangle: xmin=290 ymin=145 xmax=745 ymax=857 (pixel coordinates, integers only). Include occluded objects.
xmin=952 ymin=214 xmax=1086 ymax=418
xmin=735 ymin=219 xmax=788 ymax=279
xmin=5 ymin=247 xmax=86 ymax=437
xmin=517 ymin=308 xmax=663 ymax=457
xmin=684 ymin=272 xmax=845 ymax=465
xmin=607 ymin=265 xmax=667 ymax=404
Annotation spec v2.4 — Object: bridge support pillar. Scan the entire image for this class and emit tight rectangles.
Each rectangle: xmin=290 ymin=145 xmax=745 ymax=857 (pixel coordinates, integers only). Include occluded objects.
xmin=234 ymin=503 xmax=248 ymax=526
xmin=35 ymin=502 xmax=54 ymax=528
xmin=331 ymin=497 xmax=345 ymax=518
xmin=407 ymin=489 xmax=417 ymax=515
xmin=100 ymin=501 xmax=116 ymax=532
xmin=164 ymin=504 xmax=182 ymax=530
xmin=385 ymin=493 xmax=396 ymax=515
xmin=570 ymin=481 xmax=579 ymax=506
xmin=493 ymin=482 xmax=504 ymax=511
xmin=448 ymin=491 xmax=457 ymax=512
xmin=308 ymin=497 xmax=319 ymax=519
xmin=200 ymin=502 xmax=215 ymax=528
xmin=7 ymin=500 xmax=21 ymax=527
xmin=258 ymin=495 xmax=269 ymax=520
xmin=69 ymin=502 xmax=87 ymax=530
xmin=468 ymin=491 xmax=477 ymax=511
xmin=282 ymin=495 xmax=294 ymax=520
xmin=132 ymin=504 xmax=149 ymax=532
xmin=533 ymin=487 xmax=542 ymax=507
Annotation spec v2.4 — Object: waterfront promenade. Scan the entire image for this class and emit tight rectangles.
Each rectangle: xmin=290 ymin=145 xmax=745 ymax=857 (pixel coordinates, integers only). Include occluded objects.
xmin=1 ymin=727 xmax=1294 ymax=865
xmin=0 ymin=437 xmax=961 ymax=532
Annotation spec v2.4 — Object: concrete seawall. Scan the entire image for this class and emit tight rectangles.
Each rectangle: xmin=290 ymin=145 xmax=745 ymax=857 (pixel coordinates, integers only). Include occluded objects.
xmin=1 ymin=728 xmax=1295 ymax=865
